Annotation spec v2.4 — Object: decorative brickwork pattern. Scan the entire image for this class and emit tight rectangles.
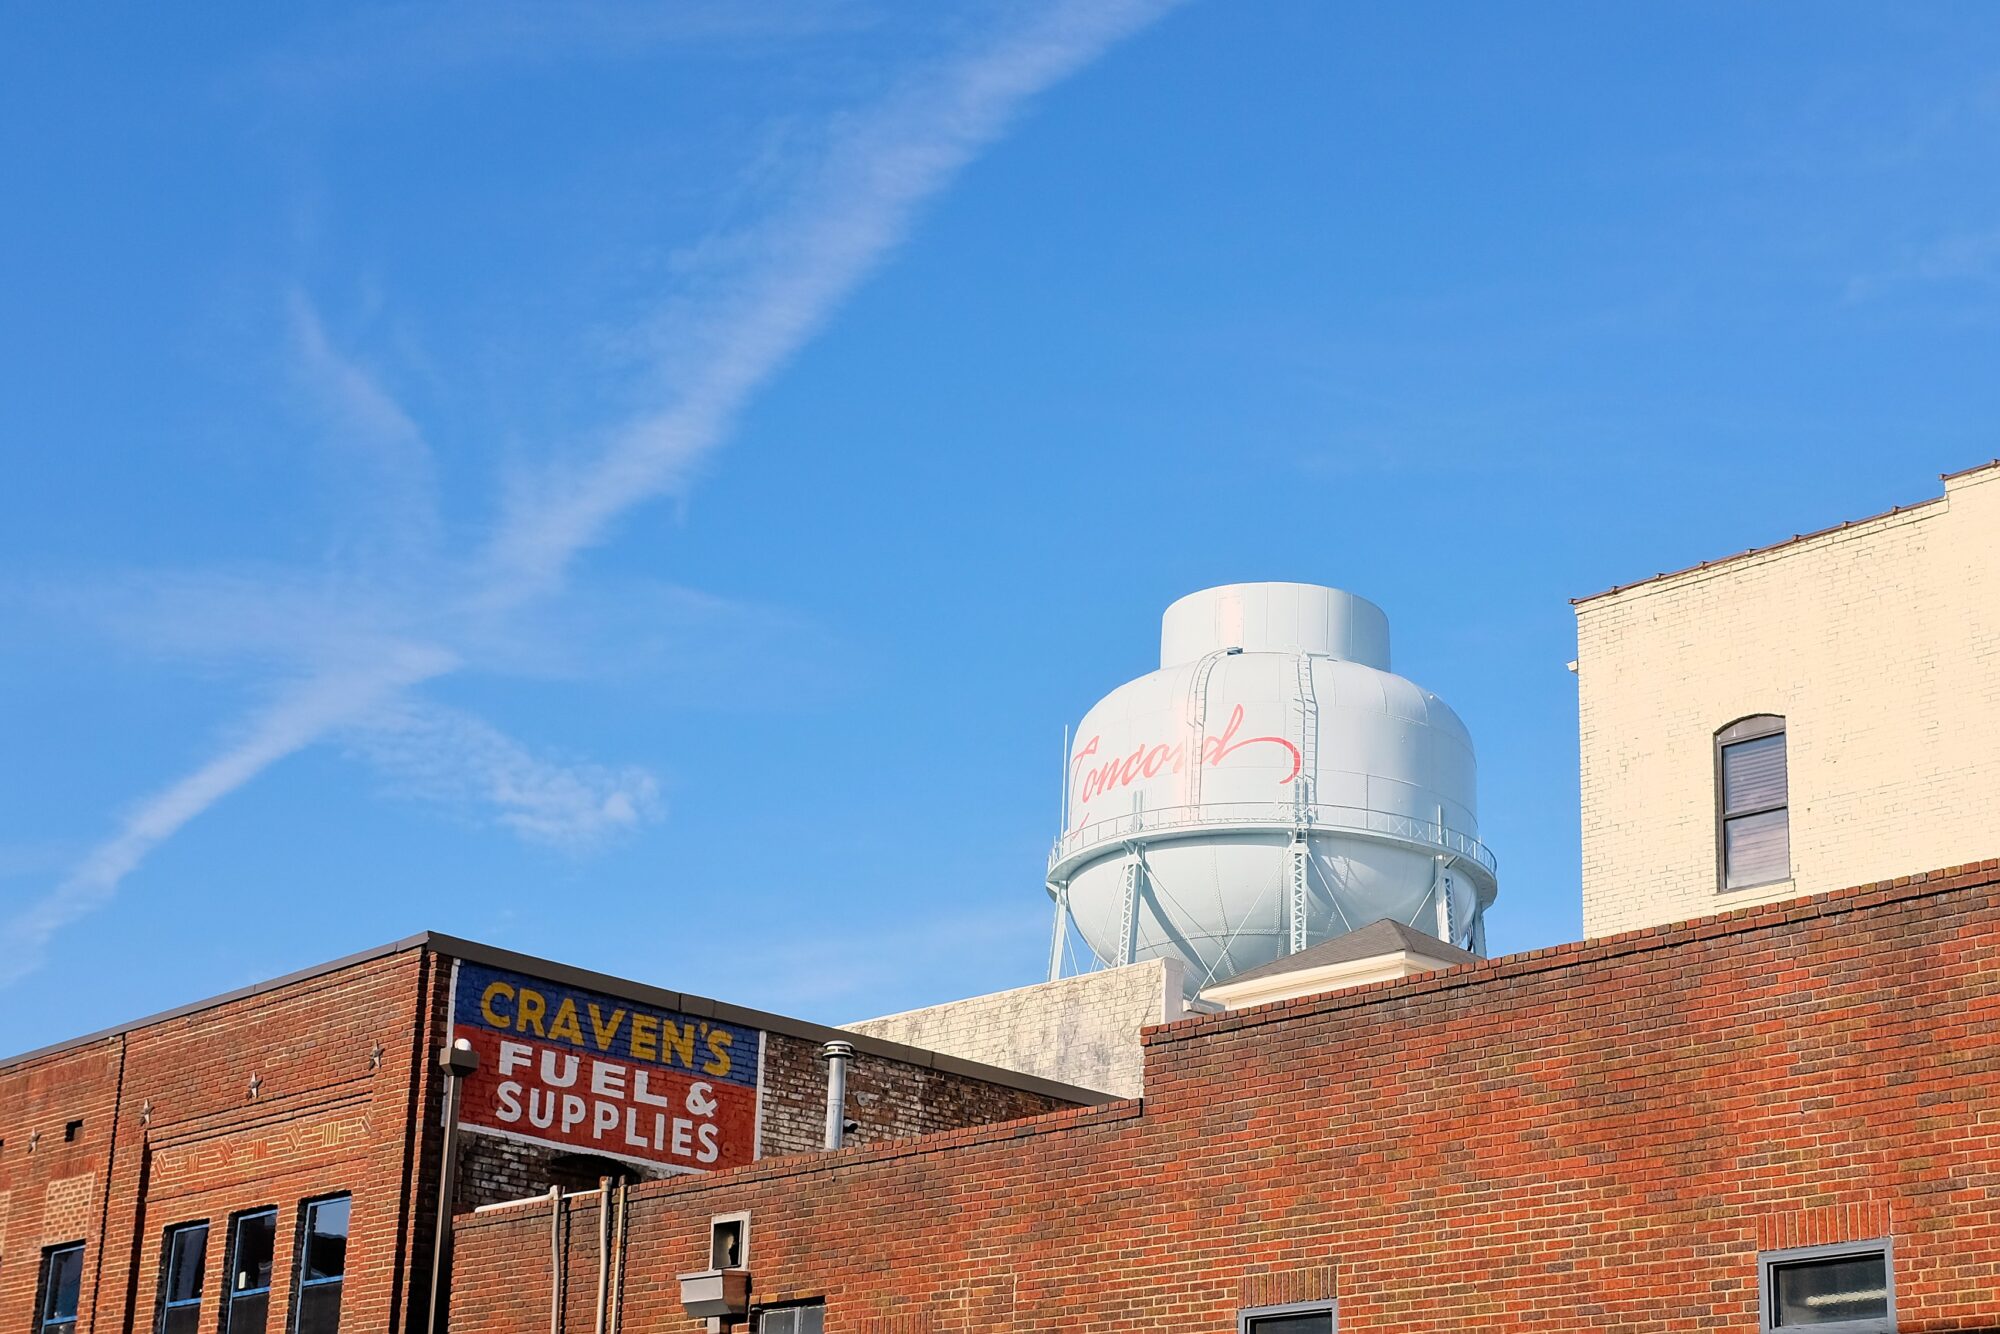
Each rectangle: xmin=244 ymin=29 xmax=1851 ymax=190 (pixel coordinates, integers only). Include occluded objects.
xmin=453 ymin=863 xmax=2000 ymax=1334
xmin=0 ymin=936 xmax=1083 ymax=1334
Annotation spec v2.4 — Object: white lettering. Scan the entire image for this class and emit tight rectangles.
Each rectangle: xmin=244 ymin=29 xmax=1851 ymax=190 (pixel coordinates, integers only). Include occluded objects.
xmin=631 ymin=1070 xmax=670 ymax=1108
xmin=541 ymin=1052 xmax=579 ymax=1088
xmin=696 ymin=1122 xmax=720 ymax=1164
xmin=560 ymin=1093 xmax=587 ymax=1133
xmin=496 ymin=1081 xmax=523 ymax=1124
xmin=499 ymin=1041 xmax=533 ymax=1079
xmin=590 ymin=1060 xmax=627 ymax=1098
xmin=528 ymin=1090 xmax=556 ymax=1129
xmin=592 ymin=1101 xmax=619 ymax=1140
xmin=671 ymin=1118 xmax=694 ymax=1157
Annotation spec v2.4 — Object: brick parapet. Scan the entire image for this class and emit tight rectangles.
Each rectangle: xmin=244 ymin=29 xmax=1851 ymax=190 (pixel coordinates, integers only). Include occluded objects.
xmin=450 ymin=860 xmax=2000 ymax=1333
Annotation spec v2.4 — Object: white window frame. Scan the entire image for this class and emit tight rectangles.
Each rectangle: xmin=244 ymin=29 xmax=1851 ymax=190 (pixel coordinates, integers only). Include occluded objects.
xmin=1758 ymin=1238 xmax=1896 ymax=1334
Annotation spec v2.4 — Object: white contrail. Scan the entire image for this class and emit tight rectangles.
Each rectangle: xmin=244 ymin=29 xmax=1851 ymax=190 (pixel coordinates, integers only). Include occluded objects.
xmin=0 ymin=647 xmax=454 ymax=984
xmin=485 ymin=0 xmax=1184 ymax=597
xmin=5 ymin=0 xmax=1183 ymax=979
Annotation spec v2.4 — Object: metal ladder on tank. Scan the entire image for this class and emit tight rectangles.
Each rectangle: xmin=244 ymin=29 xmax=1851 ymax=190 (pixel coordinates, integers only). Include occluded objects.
xmin=1182 ymin=649 xmax=1226 ymax=807
xmin=1286 ymin=653 xmax=1319 ymax=955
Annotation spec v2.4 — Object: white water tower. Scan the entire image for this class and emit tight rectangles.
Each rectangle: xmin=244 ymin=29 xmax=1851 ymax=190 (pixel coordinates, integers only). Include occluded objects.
xmin=1047 ymin=582 xmax=1497 ymax=993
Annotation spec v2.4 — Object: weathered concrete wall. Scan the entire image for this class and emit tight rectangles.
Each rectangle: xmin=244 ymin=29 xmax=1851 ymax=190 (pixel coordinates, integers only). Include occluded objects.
xmin=842 ymin=959 xmax=1184 ymax=1098
xmin=1575 ymin=461 xmax=2000 ymax=936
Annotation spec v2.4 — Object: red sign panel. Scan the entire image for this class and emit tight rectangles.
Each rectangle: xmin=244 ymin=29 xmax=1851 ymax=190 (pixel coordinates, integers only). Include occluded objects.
xmin=449 ymin=961 xmax=762 ymax=1173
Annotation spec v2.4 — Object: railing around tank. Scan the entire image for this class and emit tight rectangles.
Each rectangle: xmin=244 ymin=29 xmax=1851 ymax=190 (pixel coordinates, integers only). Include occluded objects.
xmin=1048 ymin=800 xmax=1498 ymax=882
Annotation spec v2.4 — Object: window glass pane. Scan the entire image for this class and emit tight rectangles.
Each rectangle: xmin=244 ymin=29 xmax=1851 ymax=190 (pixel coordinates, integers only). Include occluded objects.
xmin=1725 ymin=809 xmax=1791 ymax=887
xmin=231 ymin=1212 xmax=277 ymax=1294
xmin=796 ymin=1307 xmax=823 ymax=1334
xmin=759 ymin=1311 xmax=795 ymax=1334
xmin=225 ymin=1292 xmax=268 ymax=1334
xmin=1773 ymin=1252 xmax=1890 ymax=1326
xmin=43 ymin=1246 xmax=85 ymax=1324
xmin=1722 ymin=733 xmax=1787 ymax=815
xmin=296 ymin=1283 xmax=343 ymax=1334
xmin=164 ymin=1223 xmax=209 ymax=1306
xmin=1247 ymin=1314 xmax=1333 ymax=1334
xmin=161 ymin=1308 xmax=201 ymax=1334
xmin=302 ymin=1198 xmax=351 ymax=1283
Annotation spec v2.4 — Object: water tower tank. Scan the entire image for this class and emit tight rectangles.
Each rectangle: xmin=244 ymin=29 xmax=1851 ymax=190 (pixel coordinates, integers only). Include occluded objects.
xmin=1046 ymin=582 xmax=1497 ymax=994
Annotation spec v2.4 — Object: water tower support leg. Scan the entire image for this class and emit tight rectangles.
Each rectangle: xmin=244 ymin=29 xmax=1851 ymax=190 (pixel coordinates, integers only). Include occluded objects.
xmin=1115 ymin=846 xmax=1142 ymax=967
xmin=1047 ymin=882 xmax=1069 ymax=983
xmin=1287 ymin=833 xmax=1310 ymax=956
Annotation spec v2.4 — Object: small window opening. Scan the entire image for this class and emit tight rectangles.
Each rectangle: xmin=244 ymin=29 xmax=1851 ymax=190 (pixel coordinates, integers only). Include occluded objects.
xmin=294 ymin=1194 xmax=352 ymax=1334
xmin=1240 ymin=1304 xmax=1336 ymax=1334
xmin=222 ymin=1207 xmax=277 ymax=1334
xmin=1759 ymin=1240 xmax=1894 ymax=1332
xmin=38 ymin=1244 xmax=86 ymax=1334
xmin=63 ymin=1119 xmax=83 ymax=1142
xmin=710 ymin=1214 xmax=748 ymax=1269
xmin=157 ymin=1222 xmax=210 ymax=1334
xmin=756 ymin=1301 xmax=825 ymax=1334
xmin=1718 ymin=715 xmax=1790 ymax=890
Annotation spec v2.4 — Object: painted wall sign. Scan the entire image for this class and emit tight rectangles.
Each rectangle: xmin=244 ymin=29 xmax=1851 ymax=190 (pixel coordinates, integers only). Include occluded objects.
xmin=448 ymin=960 xmax=762 ymax=1174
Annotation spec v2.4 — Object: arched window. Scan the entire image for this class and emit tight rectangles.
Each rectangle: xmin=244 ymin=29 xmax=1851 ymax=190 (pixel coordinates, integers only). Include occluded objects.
xmin=1717 ymin=715 xmax=1789 ymax=890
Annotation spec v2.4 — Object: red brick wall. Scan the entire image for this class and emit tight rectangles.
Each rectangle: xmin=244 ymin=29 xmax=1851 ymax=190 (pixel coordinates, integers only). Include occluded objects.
xmin=754 ymin=1033 xmax=1072 ymax=1158
xmin=1 ymin=937 xmax=1085 ymax=1334
xmin=450 ymin=862 xmax=2000 ymax=1334
xmin=0 ymin=946 xmax=441 ymax=1334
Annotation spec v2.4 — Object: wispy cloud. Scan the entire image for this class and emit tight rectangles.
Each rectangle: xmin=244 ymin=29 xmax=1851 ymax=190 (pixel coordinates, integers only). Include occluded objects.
xmin=6 ymin=0 xmax=1183 ymax=983
xmin=0 ymin=648 xmax=454 ymax=984
xmin=345 ymin=701 xmax=661 ymax=848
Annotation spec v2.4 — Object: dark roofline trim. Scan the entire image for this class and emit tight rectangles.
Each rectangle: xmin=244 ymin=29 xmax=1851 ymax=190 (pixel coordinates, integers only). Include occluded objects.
xmin=456 ymin=856 xmax=2000 ymax=1221
xmin=422 ymin=934 xmax=1113 ymax=1105
xmin=1 ymin=931 xmax=1114 ymax=1107
xmin=1145 ymin=859 xmax=2000 ymax=1048
xmin=0 ymin=932 xmax=435 ymax=1072
xmin=1569 ymin=459 xmax=1999 ymax=609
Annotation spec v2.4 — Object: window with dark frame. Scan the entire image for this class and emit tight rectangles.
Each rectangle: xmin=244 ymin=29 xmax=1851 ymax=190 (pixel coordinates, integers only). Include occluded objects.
xmin=292 ymin=1195 xmax=351 ymax=1334
xmin=222 ymin=1208 xmax=278 ymax=1334
xmin=1718 ymin=715 xmax=1790 ymax=890
xmin=1759 ymin=1240 xmax=1895 ymax=1331
xmin=37 ymin=1244 xmax=85 ymax=1334
xmin=1240 ymin=1303 xmax=1336 ymax=1334
xmin=755 ymin=1301 xmax=825 ymax=1334
xmin=156 ymin=1222 xmax=210 ymax=1334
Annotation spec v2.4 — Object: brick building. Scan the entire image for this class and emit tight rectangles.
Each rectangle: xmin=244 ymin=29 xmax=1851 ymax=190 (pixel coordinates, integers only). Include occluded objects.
xmin=452 ymin=861 xmax=2000 ymax=1334
xmin=0 ymin=935 xmax=1098 ymax=1334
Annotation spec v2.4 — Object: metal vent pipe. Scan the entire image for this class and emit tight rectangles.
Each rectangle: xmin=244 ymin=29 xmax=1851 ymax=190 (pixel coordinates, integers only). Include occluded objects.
xmin=821 ymin=1041 xmax=855 ymax=1149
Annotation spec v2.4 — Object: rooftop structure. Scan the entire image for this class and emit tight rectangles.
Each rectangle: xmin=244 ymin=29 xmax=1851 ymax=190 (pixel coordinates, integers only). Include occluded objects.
xmin=1576 ymin=460 xmax=2000 ymax=936
xmin=1049 ymin=582 xmax=1496 ymax=996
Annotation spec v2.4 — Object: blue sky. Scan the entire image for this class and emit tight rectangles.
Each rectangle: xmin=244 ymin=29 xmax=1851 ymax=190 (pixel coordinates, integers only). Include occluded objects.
xmin=4 ymin=1 xmax=1997 ymax=1055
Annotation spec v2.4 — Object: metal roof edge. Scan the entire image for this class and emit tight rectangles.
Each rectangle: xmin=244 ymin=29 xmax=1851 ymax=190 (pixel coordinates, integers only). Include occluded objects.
xmin=1 ymin=929 xmax=1116 ymax=1109
xmin=1569 ymin=460 xmax=2000 ymax=609
xmin=424 ymin=934 xmax=1117 ymax=1106
xmin=0 ymin=931 xmax=438 ymax=1072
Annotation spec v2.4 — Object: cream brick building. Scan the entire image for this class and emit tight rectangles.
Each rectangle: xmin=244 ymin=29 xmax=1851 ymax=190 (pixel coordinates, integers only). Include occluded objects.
xmin=1576 ymin=460 xmax=2000 ymax=937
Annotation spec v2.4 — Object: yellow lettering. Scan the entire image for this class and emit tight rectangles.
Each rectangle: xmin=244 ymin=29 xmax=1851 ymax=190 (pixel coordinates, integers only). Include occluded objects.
xmin=630 ymin=1014 xmax=659 ymax=1062
xmin=588 ymin=1004 xmax=627 ymax=1051
xmin=663 ymin=1020 xmax=696 ymax=1069
xmin=517 ymin=988 xmax=547 ymax=1037
xmin=480 ymin=981 xmax=515 ymax=1029
xmin=549 ymin=998 xmax=584 ymax=1045
xmin=702 ymin=1029 xmax=735 ymax=1078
